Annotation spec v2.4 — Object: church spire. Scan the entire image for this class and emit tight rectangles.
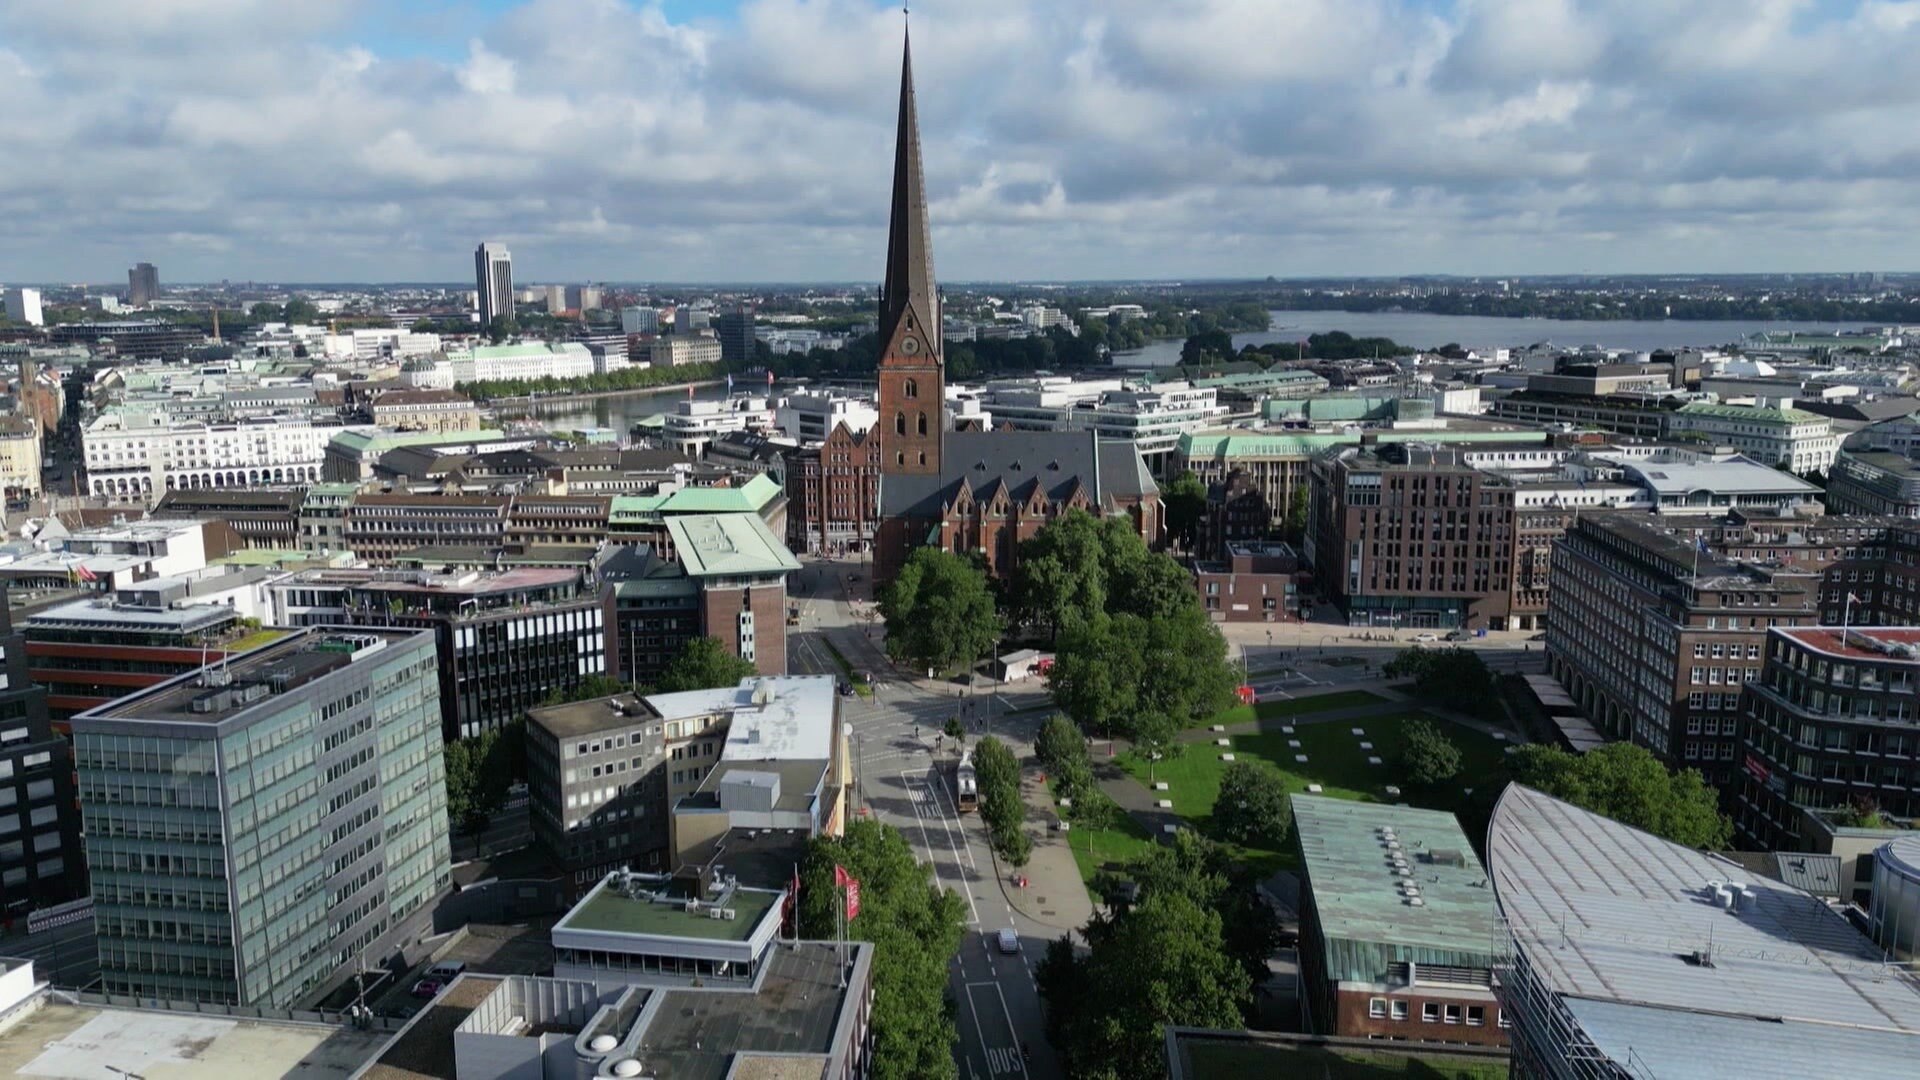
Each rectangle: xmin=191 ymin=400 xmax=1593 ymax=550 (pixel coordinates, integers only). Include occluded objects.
xmin=878 ymin=19 xmax=938 ymax=358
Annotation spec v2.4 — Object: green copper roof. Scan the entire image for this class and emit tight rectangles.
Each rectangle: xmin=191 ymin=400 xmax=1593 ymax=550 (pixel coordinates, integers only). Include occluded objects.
xmin=1291 ymin=795 xmax=1499 ymax=985
xmin=1178 ymin=428 xmax=1545 ymax=460
xmin=666 ymin=513 xmax=801 ymax=578
xmin=608 ymin=473 xmax=783 ymax=522
xmin=327 ymin=427 xmax=508 ymax=455
xmin=1674 ymin=402 xmax=1823 ymax=424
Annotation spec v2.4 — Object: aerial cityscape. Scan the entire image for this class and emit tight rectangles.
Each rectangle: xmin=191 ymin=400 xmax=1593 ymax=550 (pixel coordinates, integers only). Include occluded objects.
xmin=4 ymin=3 xmax=1920 ymax=1079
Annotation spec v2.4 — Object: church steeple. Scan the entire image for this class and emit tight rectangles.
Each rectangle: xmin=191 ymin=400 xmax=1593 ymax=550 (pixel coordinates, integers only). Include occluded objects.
xmin=876 ymin=18 xmax=943 ymax=476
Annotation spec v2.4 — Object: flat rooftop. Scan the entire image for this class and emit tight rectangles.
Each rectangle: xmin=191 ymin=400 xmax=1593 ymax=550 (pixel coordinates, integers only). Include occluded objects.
xmin=642 ymin=943 xmax=851 ymax=1080
xmin=359 ymin=974 xmax=501 ymax=1080
xmin=648 ymin=676 xmax=838 ymax=761
xmin=0 ymin=1001 xmax=390 ymax=1079
xmin=528 ymin=692 xmax=660 ymax=740
xmin=1292 ymin=796 xmax=1499 ymax=979
xmin=556 ymin=876 xmax=782 ymax=942
xmin=1775 ymin=625 xmax=1920 ymax=662
xmin=78 ymin=628 xmax=423 ymax=725
xmin=1489 ymin=784 xmax=1920 ymax=1077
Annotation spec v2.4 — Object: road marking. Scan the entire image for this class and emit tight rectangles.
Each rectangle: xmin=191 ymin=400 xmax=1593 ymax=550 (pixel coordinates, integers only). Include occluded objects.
xmin=905 ymin=770 xmax=979 ymax=927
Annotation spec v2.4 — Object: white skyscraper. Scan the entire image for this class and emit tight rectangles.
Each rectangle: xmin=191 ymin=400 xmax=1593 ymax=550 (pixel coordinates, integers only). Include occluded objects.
xmin=621 ymin=306 xmax=660 ymax=334
xmin=474 ymin=242 xmax=513 ymax=328
xmin=4 ymin=288 xmax=43 ymax=327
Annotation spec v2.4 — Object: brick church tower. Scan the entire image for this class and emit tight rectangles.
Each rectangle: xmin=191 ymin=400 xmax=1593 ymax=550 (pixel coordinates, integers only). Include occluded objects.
xmin=875 ymin=26 xmax=943 ymax=478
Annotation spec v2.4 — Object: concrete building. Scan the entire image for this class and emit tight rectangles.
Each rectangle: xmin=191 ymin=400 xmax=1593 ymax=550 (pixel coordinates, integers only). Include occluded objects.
xmin=0 ymin=519 xmax=235 ymax=592
xmin=1545 ymin=513 xmax=1820 ymax=780
xmin=127 ymin=262 xmax=159 ymax=307
xmin=47 ymin=319 xmax=199 ymax=359
xmin=321 ymin=428 xmax=523 ymax=482
xmin=352 ymin=882 xmax=873 ymax=1080
xmin=475 ymin=242 xmax=512 ymax=328
xmin=1489 ymin=783 xmax=1920 ymax=1078
xmin=0 ymin=601 xmax=87 ymax=913
xmin=3 ymin=287 xmax=43 ymax=327
xmin=298 ymin=482 xmax=359 ymax=553
xmin=526 ymin=690 xmax=672 ymax=890
xmin=716 ymin=308 xmax=756 ymax=365
xmin=604 ymin=472 xmax=789 ymax=555
xmin=1829 ymin=411 xmax=1920 ymax=518
xmin=267 ymin=566 xmax=608 ymax=740
xmin=449 ymin=342 xmax=594 ymax=384
xmin=72 ymin=628 xmax=452 ymax=1007
xmin=1667 ymin=401 xmax=1838 ymax=474
xmin=640 ymin=335 xmax=723 ymax=368
xmin=342 ymin=492 xmax=512 ymax=564
xmin=24 ymin=565 xmax=285 ymax=722
xmin=1292 ymin=796 xmax=1503 ymax=1046
xmin=0 ymin=416 xmax=42 ymax=500
xmin=619 ymin=306 xmax=659 ymax=335
xmin=602 ymin=513 xmax=798 ymax=685
xmin=152 ymin=488 xmax=304 ymax=548
xmin=368 ymin=388 xmax=482 ymax=433
xmin=659 ymin=396 xmax=772 ymax=458
xmin=775 ymin=391 xmax=879 ymax=443
xmin=565 ymin=284 xmax=602 ymax=312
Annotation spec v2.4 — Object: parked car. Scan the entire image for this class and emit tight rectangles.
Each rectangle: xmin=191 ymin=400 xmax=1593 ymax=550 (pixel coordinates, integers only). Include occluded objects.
xmin=1411 ymin=632 xmax=1440 ymax=643
xmin=1529 ymin=631 xmax=1549 ymax=641
xmin=426 ymin=961 xmax=467 ymax=981
xmin=1444 ymin=630 xmax=1469 ymax=642
xmin=838 ymin=681 xmax=854 ymax=697
xmin=410 ymin=979 xmax=444 ymax=999
xmin=996 ymin=928 xmax=1020 ymax=955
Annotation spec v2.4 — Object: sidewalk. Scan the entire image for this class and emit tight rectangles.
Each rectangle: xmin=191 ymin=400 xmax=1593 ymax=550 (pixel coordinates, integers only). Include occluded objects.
xmin=994 ymin=771 xmax=1098 ymax=935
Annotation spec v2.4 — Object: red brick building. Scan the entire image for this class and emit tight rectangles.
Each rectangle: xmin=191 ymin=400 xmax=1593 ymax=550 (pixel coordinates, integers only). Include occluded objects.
xmin=786 ymin=424 xmax=881 ymax=556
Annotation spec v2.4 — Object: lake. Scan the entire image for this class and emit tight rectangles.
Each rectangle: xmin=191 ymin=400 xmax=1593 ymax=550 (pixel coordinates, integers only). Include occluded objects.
xmin=1112 ymin=310 xmax=1883 ymax=367
xmin=521 ymin=382 xmax=737 ymax=433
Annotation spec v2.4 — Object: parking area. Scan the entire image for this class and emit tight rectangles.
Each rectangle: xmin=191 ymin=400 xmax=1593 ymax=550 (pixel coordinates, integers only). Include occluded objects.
xmin=364 ymin=922 xmax=555 ymax=1020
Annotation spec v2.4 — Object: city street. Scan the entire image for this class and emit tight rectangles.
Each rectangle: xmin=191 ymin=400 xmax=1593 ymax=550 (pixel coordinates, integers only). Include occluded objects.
xmin=789 ymin=557 xmax=1067 ymax=1080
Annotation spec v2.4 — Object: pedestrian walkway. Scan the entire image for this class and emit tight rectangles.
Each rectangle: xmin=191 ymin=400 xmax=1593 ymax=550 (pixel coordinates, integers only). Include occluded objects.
xmin=994 ymin=773 xmax=1098 ymax=935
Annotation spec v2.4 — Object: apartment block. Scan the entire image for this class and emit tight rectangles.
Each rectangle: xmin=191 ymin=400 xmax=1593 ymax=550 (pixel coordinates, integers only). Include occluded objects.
xmin=0 ymin=601 xmax=87 ymax=912
xmin=71 ymin=629 xmax=451 ymax=1006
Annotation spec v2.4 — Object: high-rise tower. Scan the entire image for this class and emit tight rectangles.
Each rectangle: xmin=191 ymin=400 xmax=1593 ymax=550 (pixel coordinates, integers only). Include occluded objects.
xmin=875 ymin=26 xmax=942 ymax=477
xmin=475 ymin=241 xmax=513 ymax=329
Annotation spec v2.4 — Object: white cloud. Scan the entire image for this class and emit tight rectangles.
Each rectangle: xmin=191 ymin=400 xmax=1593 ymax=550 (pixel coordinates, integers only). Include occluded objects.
xmin=2 ymin=0 xmax=1920 ymax=282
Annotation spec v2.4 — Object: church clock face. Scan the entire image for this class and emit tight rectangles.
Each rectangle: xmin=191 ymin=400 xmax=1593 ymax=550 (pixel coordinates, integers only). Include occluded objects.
xmin=899 ymin=336 xmax=921 ymax=355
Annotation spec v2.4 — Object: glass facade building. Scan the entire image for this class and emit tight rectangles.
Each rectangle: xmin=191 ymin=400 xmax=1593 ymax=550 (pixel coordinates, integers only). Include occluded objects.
xmin=72 ymin=628 xmax=451 ymax=1007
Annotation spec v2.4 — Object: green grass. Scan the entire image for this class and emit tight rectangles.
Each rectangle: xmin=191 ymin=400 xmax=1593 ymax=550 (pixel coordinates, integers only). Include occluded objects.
xmin=820 ymin=638 xmax=875 ymax=696
xmin=1180 ymin=688 xmax=1387 ymax=730
xmin=1065 ymin=810 xmax=1157 ymax=885
xmin=1121 ymin=713 xmax=1509 ymax=873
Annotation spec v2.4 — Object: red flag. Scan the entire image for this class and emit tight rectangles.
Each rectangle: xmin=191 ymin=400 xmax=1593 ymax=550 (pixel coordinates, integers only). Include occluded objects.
xmin=75 ymin=562 xmax=97 ymax=583
xmin=766 ymin=369 xmax=774 ymax=386
xmin=834 ymin=864 xmax=861 ymax=921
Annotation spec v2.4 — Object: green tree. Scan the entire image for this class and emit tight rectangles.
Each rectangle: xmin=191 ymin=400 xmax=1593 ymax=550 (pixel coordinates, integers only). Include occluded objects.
xmin=1011 ymin=510 xmax=1112 ymax=638
xmin=798 ymin=820 xmax=967 ymax=1080
xmin=1282 ymin=484 xmax=1309 ymax=543
xmin=1510 ymin=742 xmax=1732 ymax=848
xmin=654 ymin=636 xmax=758 ymax=693
xmin=1036 ymin=713 xmax=1086 ymax=777
xmin=1213 ymin=763 xmax=1291 ymax=848
xmin=1180 ymin=328 xmax=1235 ymax=365
xmin=942 ymin=715 xmax=965 ymax=750
xmin=249 ymin=301 xmax=284 ymax=321
xmin=541 ymin=673 xmax=632 ymax=705
xmin=880 ymin=547 xmax=1001 ymax=676
xmin=282 ymin=298 xmax=320 ymax=323
xmin=442 ymin=726 xmax=517 ymax=832
xmin=486 ymin=313 xmax=518 ymax=344
xmin=1399 ymin=717 xmax=1463 ymax=787
xmin=1163 ymin=471 xmax=1207 ymax=552
xmin=1383 ymin=646 xmax=1499 ymax=719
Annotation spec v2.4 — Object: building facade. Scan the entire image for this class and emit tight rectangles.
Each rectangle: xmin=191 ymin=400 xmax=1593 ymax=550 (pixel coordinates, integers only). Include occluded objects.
xmin=1193 ymin=541 xmax=1307 ymax=623
xmin=82 ymin=413 xmax=370 ymax=501
xmin=602 ymin=514 xmax=797 ymax=686
xmin=1667 ymin=402 xmax=1838 ymax=474
xmin=0 ymin=601 xmax=87 ymax=913
xmin=475 ymin=242 xmax=512 ymax=328
xmin=72 ymin=628 xmax=451 ymax=1006
xmin=342 ymin=492 xmax=512 ymax=564
xmin=368 ymin=389 xmax=482 ymax=433
xmin=526 ymin=692 xmax=672 ymax=891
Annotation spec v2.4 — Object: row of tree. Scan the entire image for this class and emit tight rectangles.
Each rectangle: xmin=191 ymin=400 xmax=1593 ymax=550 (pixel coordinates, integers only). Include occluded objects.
xmin=970 ymin=736 xmax=1031 ymax=865
xmin=1038 ymin=832 xmax=1282 ymax=1080
xmin=457 ymin=359 xmax=724 ymax=402
xmin=1035 ymin=715 xmax=1122 ymax=851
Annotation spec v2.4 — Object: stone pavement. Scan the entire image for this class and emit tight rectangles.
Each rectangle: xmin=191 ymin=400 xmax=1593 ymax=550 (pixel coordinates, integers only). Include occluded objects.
xmin=994 ymin=769 xmax=1098 ymax=936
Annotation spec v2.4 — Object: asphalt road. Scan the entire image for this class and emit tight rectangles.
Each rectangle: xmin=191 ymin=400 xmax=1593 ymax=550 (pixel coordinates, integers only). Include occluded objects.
xmin=790 ymin=557 xmax=1061 ymax=1080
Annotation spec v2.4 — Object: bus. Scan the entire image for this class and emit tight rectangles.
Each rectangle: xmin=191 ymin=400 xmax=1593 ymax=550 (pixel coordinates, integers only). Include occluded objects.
xmin=955 ymin=750 xmax=978 ymax=813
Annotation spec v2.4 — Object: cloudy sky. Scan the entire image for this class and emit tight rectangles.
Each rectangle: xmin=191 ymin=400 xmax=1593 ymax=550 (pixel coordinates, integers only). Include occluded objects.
xmin=4 ymin=0 xmax=1919 ymax=285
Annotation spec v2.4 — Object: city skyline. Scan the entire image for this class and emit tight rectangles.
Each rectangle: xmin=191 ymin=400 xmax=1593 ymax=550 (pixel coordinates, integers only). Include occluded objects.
xmin=5 ymin=1 xmax=1920 ymax=284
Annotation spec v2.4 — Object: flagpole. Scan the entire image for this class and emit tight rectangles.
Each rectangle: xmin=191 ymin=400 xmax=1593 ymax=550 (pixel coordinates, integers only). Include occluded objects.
xmin=837 ymin=881 xmax=847 ymax=988
xmin=1844 ymin=590 xmax=1854 ymax=650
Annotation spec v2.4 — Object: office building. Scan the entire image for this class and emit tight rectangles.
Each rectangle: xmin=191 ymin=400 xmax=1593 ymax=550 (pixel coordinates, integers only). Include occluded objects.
xmin=47 ymin=319 xmax=199 ymax=359
xmin=639 ymin=334 xmax=723 ymax=368
xmin=3 ymin=287 xmax=42 ymax=327
xmin=716 ymin=307 xmax=756 ymax=365
xmin=1738 ymin=626 xmax=1920 ymax=851
xmin=127 ymin=262 xmax=159 ymax=307
xmin=24 ymin=565 xmax=282 ymax=723
xmin=474 ymin=242 xmax=512 ymax=328
xmin=268 ymin=565 xmax=607 ymax=740
xmin=619 ymin=306 xmax=660 ymax=335
xmin=0 ymin=417 xmax=41 ymax=500
xmin=1292 ymin=796 xmax=1503 ymax=1046
xmin=366 ymin=388 xmax=481 ymax=433
xmin=526 ymin=691 xmax=672 ymax=890
xmin=1667 ymin=402 xmax=1838 ymax=475
xmin=0 ymin=519 xmax=235 ymax=593
xmin=152 ymin=488 xmax=305 ymax=548
xmin=565 ymin=284 xmax=603 ymax=312
xmin=341 ymin=492 xmax=512 ymax=563
xmin=449 ymin=341 xmax=595 ymax=384
xmin=1489 ymin=783 xmax=1920 ymax=1078
xmin=1308 ymin=441 xmax=1518 ymax=631
xmin=775 ymin=391 xmax=879 ymax=444
xmin=320 ymin=428 xmax=521 ymax=482
xmin=72 ymin=628 xmax=452 ymax=1007
xmin=602 ymin=513 xmax=798 ymax=685
xmin=354 ymin=876 xmax=873 ymax=1080
xmin=544 ymin=284 xmax=566 ymax=313
xmin=1193 ymin=541 xmax=1307 ymax=623
xmin=1829 ymin=411 xmax=1920 ymax=518
xmin=0 ymin=601 xmax=87 ymax=912
xmin=1545 ymin=513 xmax=1819 ymax=779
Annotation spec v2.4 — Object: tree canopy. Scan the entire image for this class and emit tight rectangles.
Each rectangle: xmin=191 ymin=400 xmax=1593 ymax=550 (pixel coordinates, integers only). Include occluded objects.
xmin=443 ymin=724 xmax=518 ymax=832
xmin=1510 ymin=742 xmax=1732 ymax=848
xmin=1398 ymin=717 xmax=1463 ymax=787
xmin=1383 ymin=646 xmax=1500 ymax=719
xmin=1163 ymin=472 xmax=1207 ymax=552
xmin=1013 ymin=510 xmax=1208 ymax=637
xmin=1213 ymin=763 xmax=1292 ymax=849
xmin=653 ymin=635 xmax=759 ymax=694
xmin=880 ymin=547 xmax=1001 ymax=676
xmin=798 ymin=820 xmax=967 ymax=1080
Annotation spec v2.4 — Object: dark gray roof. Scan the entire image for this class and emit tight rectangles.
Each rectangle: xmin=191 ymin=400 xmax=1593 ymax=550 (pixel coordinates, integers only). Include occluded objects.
xmin=879 ymin=429 xmax=1157 ymax=518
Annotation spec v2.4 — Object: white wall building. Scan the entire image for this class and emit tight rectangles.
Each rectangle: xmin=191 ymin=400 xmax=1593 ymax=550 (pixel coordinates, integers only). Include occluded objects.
xmin=774 ymin=392 xmax=878 ymax=443
xmin=662 ymin=397 xmax=774 ymax=457
xmin=620 ymin=306 xmax=661 ymax=334
xmin=4 ymin=287 xmax=43 ymax=327
xmin=321 ymin=329 xmax=442 ymax=362
xmin=81 ymin=412 xmax=373 ymax=501
xmin=449 ymin=342 xmax=595 ymax=384
xmin=1666 ymin=402 xmax=1839 ymax=475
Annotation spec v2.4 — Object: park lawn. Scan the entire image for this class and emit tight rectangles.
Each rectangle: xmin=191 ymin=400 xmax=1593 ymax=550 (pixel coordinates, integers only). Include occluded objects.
xmin=1180 ymin=688 xmax=1388 ymax=730
xmin=1184 ymin=1041 xmax=1506 ymax=1080
xmin=1121 ymin=713 xmax=1510 ymax=869
xmin=1066 ymin=811 xmax=1156 ymax=885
